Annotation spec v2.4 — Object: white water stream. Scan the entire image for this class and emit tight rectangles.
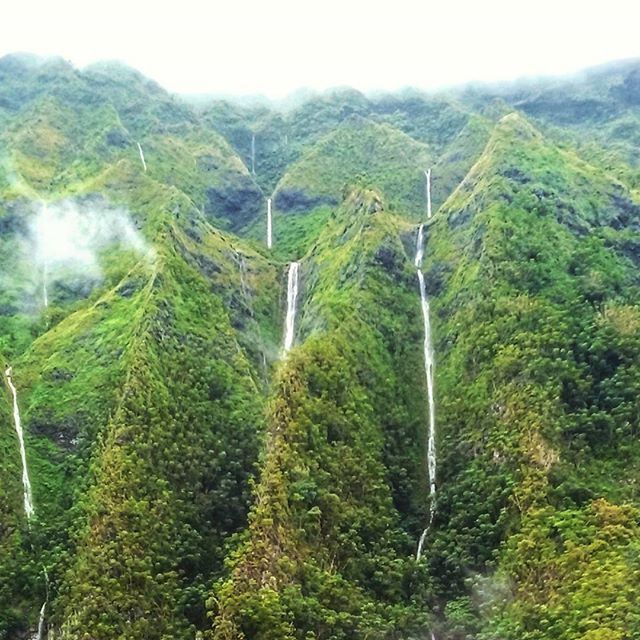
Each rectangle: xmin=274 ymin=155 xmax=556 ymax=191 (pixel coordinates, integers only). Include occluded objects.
xmin=5 ymin=368 xmax=49 ymax=636
xmin=414 ymin=224 xmax=437 ymax=562
xmin=136 ymin=142 xmax=147 ymax=172
xmin=282 ymin=262 xmax=299 ymax=354
xmin=4 ymin=366 xmax=35 ymax=519
xmin=425 ymin=168 xmax=432 ymax=219
xmin=267 ymin=198 xmax=273 ymax=249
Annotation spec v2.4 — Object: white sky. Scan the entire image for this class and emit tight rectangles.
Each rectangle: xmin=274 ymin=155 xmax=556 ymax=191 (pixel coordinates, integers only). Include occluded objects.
xmin=2 ymin=0 xmax=639 ymax=98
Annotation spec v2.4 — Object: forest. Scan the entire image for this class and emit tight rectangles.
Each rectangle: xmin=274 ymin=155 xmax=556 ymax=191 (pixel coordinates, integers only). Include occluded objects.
xmin=0 ymin=53 xmax=640 ymax=639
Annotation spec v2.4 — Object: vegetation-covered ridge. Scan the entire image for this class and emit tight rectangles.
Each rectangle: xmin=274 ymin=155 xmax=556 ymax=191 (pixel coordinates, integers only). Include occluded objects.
xmin=1 ymin=53 xmax=640 ymax=640
xmin=210 ymin=187 xmax=431 ymax=639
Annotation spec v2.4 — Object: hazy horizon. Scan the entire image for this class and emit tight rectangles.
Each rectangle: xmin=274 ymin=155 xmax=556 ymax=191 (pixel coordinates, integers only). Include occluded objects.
xmin=2 ymin=0 xmax=640 ymax=99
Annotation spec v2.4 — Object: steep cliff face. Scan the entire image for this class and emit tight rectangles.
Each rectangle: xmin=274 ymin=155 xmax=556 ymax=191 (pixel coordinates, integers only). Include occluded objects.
xmin=420 ymin=112 xmax=640 ymax=638
xmin=2 ymin=55 xmax=640 ymax=640
xmin=0 ymin=54 xmax=264 ymax=231
xmin=272 ymin=118 xmax=432 ymax=218
xmin=210 ymin=188 xmax=432 ymax=639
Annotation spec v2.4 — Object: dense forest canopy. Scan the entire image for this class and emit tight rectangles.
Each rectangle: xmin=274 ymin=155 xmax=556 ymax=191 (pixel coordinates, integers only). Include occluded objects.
xmin=1 ymin=53 xmax=640 ymax=639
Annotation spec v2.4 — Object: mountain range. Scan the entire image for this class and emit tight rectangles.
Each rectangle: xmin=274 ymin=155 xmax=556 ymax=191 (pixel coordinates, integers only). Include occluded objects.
xmin=1 ymin=53 xmax=640 ymax=639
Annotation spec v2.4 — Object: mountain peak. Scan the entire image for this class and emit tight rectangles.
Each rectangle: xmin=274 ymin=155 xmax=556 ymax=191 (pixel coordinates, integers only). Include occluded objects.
xmin=496 ymin=111 xmax=543 ymax=141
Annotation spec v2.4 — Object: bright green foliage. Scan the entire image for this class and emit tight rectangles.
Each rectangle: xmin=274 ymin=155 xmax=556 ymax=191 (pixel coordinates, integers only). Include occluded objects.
xmin=0 ymin=377 xmax=34 ymax=639
xmin=56 ymin=245 xmax=263 ymax=638
xmin=210 ymin=189 xmax=432 ymax=638
xmin=2 ymin=53 xmax=640 ymax=640
xmin=486 ymin=500 xmax=640 ymax=639
xmin=419 ymin=112 xmax=640 ymax=637
xmin=274 ymin=118 xmax=432 ymax=217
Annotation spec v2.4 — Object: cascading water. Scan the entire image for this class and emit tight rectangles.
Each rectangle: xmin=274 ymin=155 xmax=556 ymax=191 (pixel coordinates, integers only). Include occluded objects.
xmin=39 ymin=203 xmax=52 ymax=308
xmin=5 ymin=367 xmax=49 ymax=636
xmin=34 ymin=601 xmax=46 ymax=640
xmin=137 ymin=142 xmax=147 ymax=172
xmin=414 ymin=224 xmax=437 ymax=562
xmin=425 ymin=168 xmax=432 ymax=219
xmin=282 ymin=262 xmax=299 ymax=354
xmin=414 ymin=223 xmax=425 ymax=268
xmin=267 ymin=198 xmax=273 ymax=249
xmin=4 ymin=366 xmax=35 ymax=519
xmin=34 ymin=566 xmax=48 ymax=640
xmin=232 ymin=250 xmax=250 ymax=307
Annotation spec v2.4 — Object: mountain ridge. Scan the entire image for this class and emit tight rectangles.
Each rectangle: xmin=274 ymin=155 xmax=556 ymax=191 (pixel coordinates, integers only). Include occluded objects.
xmin=1 ymin=52 xmax=640 ymax=640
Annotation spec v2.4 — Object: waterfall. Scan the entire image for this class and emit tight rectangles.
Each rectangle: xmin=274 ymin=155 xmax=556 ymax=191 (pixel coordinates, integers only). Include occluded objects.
xmin=232 ymin=250 xmax=250 ymax=308
xmin=34 ymin=601 xmax=46 ymax=640
xmin=414 ymin=225 xmax=436 ymax=562
xmin=414 ymin=224 xmax=424 ymax=268
xmin=136 ymin=142 xmax=147 ymax=172
xmin=40 ymin=204 xmax=51 ymax=307
xmin=4 ymin=366 xmax=35 ymax=519
xmin=267 ymin=198 xmax=273 ymax=249
xmin=32 ymin=566 xmax=48 ymax=640
xmin=6 ymin=366 xmax=49 ymax=635
xmin=282 ymin=262 xmax=299 ymax=354
xmin=251 ymin=134 xmax=256 ymax=175
xmin=425 ymin=168 xmax=432 ymax=219
xmin=238 ymin=256 xmax=249 ymax=305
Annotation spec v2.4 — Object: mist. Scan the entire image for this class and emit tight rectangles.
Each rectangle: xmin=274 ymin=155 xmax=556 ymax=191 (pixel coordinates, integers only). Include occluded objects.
xmin=33 ymin=199 xmax=148 ymax=279
xmin=0 ymin=197 xmax=152 ymax=313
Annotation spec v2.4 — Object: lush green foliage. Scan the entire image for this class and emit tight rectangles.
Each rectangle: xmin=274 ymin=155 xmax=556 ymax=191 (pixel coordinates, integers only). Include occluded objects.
xmin=2 ymin=53 xmax=640 ymax=640
xmin=273 ymin=117 xmax=431 ymax=218
xmin=420 ymin=113 xmax=640 ymax=638
xmin=210 ymin=190 xmax=432 ymax=638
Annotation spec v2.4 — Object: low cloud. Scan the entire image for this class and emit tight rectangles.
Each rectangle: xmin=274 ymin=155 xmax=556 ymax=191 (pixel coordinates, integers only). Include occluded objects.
xmin=32 ymin=199 xmax=149 ymax=278
xmin=0 ymin=196 xmax=152 ymax=312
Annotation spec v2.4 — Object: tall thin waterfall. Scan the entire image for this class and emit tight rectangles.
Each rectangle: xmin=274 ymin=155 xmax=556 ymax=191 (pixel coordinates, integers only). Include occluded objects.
xmin=4 ymin=367 xmax=34 ymax=519
xmin=425 ymin=168 xmax=432 ymax=219
xmin=414 ymin=225 xmax=436 ymax=562
xmin=34 ymin=601 xmax=46 ymax=640
xmin=5 ymin=367 xmax=48 ymax=636
xmin=414 ymin=223 xmax=425 ymax=268
xmin=137 ymin=142 xmax=147 ymax=172
xmin=282 ymin=262 xmax=299 ymax=354
xmin=251 ymin=134 xmax=256 ymax=175
xmin=267 ymin=198 xmax=273 ymax=249
xmin=35 ymin=565 xmax=48 ymax=640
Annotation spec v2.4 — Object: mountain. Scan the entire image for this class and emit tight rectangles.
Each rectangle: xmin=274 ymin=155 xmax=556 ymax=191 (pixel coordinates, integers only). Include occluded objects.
xmin=0 ymin=54 xmax=263 ymax=231
xmin=422 ymin=112 xmax=640 ymax=637
xmin=273 ymin=117 xmax=431 ymax=215
xmin=454 ymin=58 xmax=640 ymax=173
xmin=1 ymin=54 xmax=640 ymax=640
xmin=211 ymin=188 xmax=431 ymax=639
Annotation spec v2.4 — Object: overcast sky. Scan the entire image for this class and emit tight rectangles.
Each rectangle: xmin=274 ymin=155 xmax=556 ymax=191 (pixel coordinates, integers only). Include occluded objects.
xmin=2 ymin=0 xmax=639 ymax=98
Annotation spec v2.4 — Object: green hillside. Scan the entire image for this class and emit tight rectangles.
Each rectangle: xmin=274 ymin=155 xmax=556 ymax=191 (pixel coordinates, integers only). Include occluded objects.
xmin=273 ymin=118 xmax=432 ymax=216
xmin=1 ymin=54 xmax=640 ymax=640
xmin=421 ymin=112 xmax=640 ymax=638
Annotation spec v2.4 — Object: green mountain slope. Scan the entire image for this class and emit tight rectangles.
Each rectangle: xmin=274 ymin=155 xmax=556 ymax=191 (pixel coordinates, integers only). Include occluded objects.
xmin=2 ymin=53 xmax=640 ymax=640
xmin=273 ymin=118 xmax=431 ymax=216
xmin=1 ymin=182 xmax=282 ymax=637
xmin=0 ymin=55 xmax=264 ymax=232
xmin=210 ymin=188 xmax=432 ymax=639
xmin=420 ymin=112 xmax=640 ymax=638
